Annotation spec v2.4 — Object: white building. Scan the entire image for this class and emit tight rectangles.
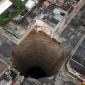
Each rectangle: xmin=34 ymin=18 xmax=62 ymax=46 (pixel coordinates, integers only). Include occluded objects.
xmin=25 ymin=0 xmax=38 ymax=11
xmin=0 ymin=0 xmax=12 ymax=15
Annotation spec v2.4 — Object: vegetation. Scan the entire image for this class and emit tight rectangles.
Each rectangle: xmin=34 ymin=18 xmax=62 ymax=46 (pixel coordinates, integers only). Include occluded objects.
xmin=10 ymin=69 xmax=17 ymax=80
xmin=0 ymin=0 xmax=26 ymax=26
xmin=11 ymin=0 xmax=25 ymax=9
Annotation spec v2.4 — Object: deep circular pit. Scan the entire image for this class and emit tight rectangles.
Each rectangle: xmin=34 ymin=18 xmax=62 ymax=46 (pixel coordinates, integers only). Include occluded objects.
xmin=12 ymin=31 xmax=67 ymax=79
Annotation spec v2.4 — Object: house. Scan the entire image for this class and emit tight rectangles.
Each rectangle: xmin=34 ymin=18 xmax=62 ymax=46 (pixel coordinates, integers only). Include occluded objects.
xmin=25 ymin=0 xmax=38 ymax=11
xmin=0 ymin=0 xmax=12 ymax=15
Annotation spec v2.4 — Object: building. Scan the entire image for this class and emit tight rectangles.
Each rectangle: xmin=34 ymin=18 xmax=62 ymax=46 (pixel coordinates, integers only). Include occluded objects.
xmin=0 ymin=0 xmax=12 ymax=15
xmin=25 ymin=0 xmax=38 ymax=11
xmin=0 ymin=0 xmax=84 ymax=45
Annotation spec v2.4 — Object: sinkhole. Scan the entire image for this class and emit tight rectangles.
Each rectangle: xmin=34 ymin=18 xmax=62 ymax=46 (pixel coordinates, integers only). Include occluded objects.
xmin=11 ymin=31 xmax=67 ymax=79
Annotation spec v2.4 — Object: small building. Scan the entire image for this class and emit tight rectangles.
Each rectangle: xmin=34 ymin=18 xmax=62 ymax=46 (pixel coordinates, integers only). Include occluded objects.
xmin=25 ymin=0 xmax=38 ymax=11
xmin=0 ymin=0 xmax=12 ymax=15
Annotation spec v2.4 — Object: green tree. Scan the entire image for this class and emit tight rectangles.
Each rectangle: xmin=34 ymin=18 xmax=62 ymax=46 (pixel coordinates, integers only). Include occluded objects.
xmin=11 ymin=0 xmax=25 ymax=9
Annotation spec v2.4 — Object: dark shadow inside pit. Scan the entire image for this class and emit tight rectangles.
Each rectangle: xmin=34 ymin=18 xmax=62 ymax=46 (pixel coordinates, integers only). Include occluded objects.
xmin=25 ymin=66 xmax=47 ymax=79
xmin=11 ymin=31 xmax=67 ymax=79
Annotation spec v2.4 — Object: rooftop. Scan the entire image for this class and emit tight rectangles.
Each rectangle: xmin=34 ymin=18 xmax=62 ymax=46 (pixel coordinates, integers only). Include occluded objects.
xmin=0 ymin=0 xmax=12 ymax=15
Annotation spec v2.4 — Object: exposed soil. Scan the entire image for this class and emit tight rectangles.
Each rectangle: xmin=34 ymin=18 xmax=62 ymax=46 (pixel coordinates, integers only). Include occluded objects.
xmin=11 ymin=31 xmax=67 ymax=79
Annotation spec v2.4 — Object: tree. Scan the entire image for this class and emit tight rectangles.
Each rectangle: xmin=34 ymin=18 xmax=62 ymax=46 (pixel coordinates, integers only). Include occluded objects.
xmin=11 ymin=0 xmax=25 ymax=9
